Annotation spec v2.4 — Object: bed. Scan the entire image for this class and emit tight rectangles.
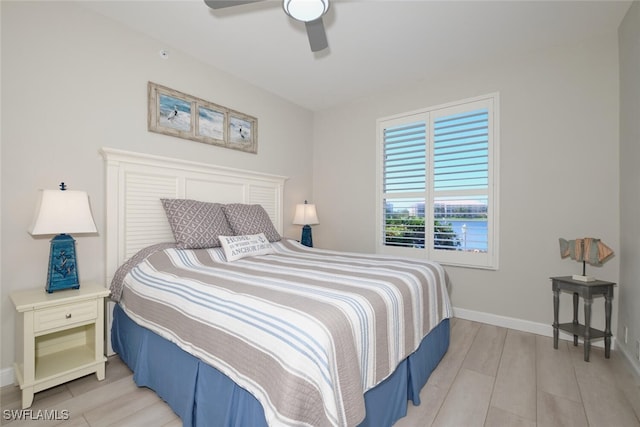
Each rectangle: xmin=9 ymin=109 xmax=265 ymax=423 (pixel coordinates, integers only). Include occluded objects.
xmin=102 ymin=148 xmax=452 ymax=427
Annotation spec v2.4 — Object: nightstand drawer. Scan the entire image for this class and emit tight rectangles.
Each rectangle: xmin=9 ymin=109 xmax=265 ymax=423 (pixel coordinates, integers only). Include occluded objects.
xmin=33 ymin=300 xmax=97 ymax=333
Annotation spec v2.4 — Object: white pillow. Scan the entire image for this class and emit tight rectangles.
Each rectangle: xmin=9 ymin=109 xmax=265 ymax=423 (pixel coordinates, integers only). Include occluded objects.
xmin=219 ymin=233 xmax=275 ymax=262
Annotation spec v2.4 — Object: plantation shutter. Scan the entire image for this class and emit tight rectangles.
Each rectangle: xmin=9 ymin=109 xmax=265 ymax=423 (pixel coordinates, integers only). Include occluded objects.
xmin=432 ymin=108 xmax=490 ymax=252
xmin=382 ymin=119 xmax=427 ymax=249
xmin=377 ymin=94 xmax=498 ymax=269
xmin=383 ymin=122 xmax=426 ymax=193
xmin=433 ymin=109 xmax=489 ymax=192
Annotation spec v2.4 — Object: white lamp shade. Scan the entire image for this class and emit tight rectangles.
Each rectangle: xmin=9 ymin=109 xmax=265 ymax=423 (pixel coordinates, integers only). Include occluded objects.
xmin=29 ymin=189 xmax=97 ymax=235
xmin=293 ymin=203 xmax=319 ymax=225
xmin=283 ymin=0 xmax=328 ymax=22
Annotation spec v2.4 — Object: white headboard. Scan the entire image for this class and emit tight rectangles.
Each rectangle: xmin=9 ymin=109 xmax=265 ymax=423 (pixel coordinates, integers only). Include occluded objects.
xmin=101 ymin=147 xmax=287 ymax=284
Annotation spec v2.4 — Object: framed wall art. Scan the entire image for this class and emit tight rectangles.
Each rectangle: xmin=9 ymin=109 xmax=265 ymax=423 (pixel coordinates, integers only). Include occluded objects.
xmin=148 ymin=82 xmax=258 ymax=154
xmin=228 ymin=110 xmax=257 ymax=152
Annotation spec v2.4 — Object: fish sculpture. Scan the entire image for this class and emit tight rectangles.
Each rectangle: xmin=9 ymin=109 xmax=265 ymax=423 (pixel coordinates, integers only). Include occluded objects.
xmin=559 ymin=237 xmax=614 ymax=266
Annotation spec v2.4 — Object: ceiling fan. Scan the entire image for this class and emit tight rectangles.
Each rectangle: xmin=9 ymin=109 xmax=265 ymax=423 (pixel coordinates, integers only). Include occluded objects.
xmin=203 ymin=0 xmax=330 ymax=52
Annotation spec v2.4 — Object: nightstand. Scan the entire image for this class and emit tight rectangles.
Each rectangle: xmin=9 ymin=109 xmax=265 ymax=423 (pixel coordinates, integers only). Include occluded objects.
xmin=10 ymin=283 xmax=110 ymax=408
xmin=551 ymin=276 xmax=615 ymax=362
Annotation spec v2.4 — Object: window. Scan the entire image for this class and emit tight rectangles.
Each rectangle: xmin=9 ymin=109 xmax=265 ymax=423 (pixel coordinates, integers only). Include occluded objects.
xmin=376 ymin=94 xmax=499 ymax=269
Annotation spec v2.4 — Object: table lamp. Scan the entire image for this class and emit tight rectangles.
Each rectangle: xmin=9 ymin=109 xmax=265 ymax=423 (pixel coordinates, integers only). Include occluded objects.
xmin=559 ymin=237 xmax=614 ymax=282
xmin=29 ymin=183 xmax=97 ymax=293
xmin=293 ymin=200 xmax=319 ymax=247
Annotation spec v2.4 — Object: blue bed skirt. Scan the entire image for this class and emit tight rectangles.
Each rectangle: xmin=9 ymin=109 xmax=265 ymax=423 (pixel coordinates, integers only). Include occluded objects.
xmin=112 ymin=304 xmax=449 ymax=426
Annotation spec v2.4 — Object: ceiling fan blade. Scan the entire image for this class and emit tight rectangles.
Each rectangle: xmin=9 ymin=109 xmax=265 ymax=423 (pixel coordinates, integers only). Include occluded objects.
xmin=305 ymin=18 xmax=328 ymax=52
xmin=204 ymin=0 xmax=265 ymax=10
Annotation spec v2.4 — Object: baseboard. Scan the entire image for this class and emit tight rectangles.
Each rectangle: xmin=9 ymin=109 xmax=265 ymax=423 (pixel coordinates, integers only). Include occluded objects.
xmin=1 ymin=366 xmax=15 ymax=388
xmin=452 ymin=306 xmax=615 ymax=350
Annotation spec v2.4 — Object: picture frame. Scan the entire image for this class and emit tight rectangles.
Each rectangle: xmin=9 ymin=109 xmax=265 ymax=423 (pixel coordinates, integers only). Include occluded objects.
xmin=148 ymin=82 xmax=257 ymax=153
xmin=228 ymin=110 xmax=257 ymax=152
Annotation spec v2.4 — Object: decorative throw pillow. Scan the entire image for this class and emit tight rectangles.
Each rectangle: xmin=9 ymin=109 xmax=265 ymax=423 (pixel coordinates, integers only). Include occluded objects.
xmin=161 ymin=198 xmax=234 ymax=249
xmin=219 ymin=233 xmax=275 ymax=262
xmin=222 ymin=203 xmax=281 ymax=242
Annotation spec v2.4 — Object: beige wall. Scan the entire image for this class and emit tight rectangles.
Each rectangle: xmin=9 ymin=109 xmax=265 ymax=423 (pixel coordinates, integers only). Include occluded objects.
xmin=0 ymin=2 xmax=314 ymax=373
xmin=618 ymin=0 xmax=640 ymax=375
xmin=313 ymin=34 xmax=621 ymax=334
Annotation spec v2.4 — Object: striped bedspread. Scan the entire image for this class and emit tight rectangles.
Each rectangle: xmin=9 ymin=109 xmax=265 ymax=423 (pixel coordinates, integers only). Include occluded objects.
xmin=113 ymin=239 xmax=452 ymax=427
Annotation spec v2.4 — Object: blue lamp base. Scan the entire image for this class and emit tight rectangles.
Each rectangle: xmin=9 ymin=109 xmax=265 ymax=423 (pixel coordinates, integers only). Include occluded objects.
xmin=46 ymin=234 xmax=80 ymax=293
xmin=300 ymin=225 xmax=313 ymax=248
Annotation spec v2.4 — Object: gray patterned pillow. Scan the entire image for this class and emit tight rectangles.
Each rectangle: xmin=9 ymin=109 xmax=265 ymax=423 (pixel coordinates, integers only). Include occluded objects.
xmin=161 ymin=199 xmax=234 ymax=249
xmin=222 ymin=203 xmax=281 ymax=242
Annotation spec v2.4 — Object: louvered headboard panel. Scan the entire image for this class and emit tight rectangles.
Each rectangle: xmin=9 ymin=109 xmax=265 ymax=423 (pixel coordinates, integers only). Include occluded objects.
xmin=102 ymin=148 xmax=287 ymax=284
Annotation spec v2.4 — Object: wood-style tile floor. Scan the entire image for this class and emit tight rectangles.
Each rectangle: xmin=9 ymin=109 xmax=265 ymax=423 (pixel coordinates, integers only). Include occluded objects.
xmin=2 ymin=318 xmax=639 ymax=426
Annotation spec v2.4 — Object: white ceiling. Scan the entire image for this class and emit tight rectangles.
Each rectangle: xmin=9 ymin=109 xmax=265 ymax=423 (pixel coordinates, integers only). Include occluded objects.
xmin=79 ymin=0 xmax=631 ymax=111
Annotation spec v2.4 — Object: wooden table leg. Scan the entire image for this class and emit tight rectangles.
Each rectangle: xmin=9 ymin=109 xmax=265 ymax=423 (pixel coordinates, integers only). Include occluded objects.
xmin=572 ymin=292 xmax=579 ymax=346
xmin=21 ymin=386 xmax=34 ymax=409
xmin=553 ymin=288 xmax=559 ymax=349
xmin=584 ymin=297 xmax=592 ymax=362
xmin=605 ymin=294 xmax=612 ymax=358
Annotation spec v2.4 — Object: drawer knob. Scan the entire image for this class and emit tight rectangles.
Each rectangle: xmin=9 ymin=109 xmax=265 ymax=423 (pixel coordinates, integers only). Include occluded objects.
xmin=65 ymin=313 xmax=72 ymax=319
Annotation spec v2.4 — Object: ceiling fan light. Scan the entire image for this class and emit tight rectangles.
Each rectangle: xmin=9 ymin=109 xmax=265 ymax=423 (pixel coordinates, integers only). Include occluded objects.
xmin=283 ymin=0 xmax=328 ymax=22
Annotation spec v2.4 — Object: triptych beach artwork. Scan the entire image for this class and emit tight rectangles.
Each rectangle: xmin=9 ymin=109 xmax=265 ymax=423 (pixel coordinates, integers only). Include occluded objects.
xmin=148 ymin=82 xmax=257 ymax=153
